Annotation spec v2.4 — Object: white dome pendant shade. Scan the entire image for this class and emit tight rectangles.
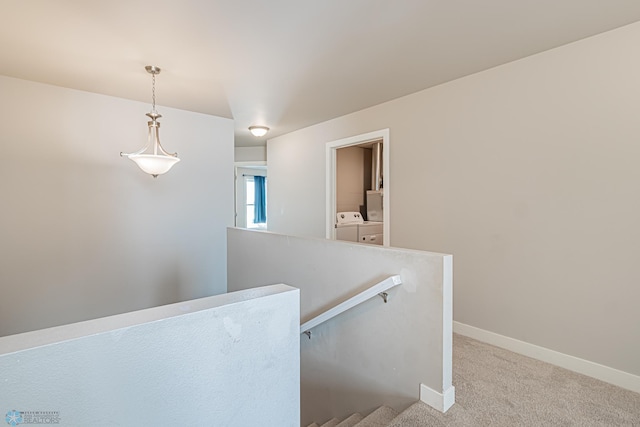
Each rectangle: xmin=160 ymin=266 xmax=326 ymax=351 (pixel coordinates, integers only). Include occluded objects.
xmin=124 ymin=111 xmax=180 ymax=177
xmin=121 ymin=66 xmax=179 ymax=178
xmin=129 ymin=154 xmax=180 ymax=176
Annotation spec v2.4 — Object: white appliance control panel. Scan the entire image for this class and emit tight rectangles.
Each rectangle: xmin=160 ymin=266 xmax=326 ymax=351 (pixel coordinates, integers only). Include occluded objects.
xmin=336 ymin=212 xmax=364 ymax=225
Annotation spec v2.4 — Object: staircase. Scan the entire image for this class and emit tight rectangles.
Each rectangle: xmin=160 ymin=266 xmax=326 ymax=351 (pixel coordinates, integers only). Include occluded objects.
xmin=305 ymin=401 xmax=440 ymax=427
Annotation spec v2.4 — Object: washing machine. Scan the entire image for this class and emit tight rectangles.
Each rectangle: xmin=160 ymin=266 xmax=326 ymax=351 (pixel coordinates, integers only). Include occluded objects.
xmin=335 ymin=212 xmax=363 ymax=242
xmin=336 ymin=212 xmax=383 ymax=245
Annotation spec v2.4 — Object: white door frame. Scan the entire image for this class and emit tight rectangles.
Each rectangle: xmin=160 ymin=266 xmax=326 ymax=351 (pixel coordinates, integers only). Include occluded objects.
xmin=326 ymin=129 xmax=390 ymax=245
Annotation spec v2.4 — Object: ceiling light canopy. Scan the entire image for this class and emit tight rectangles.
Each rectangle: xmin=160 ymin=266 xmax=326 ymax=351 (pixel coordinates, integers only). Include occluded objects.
xmin=249 ymin=126 xmax=269 ymax=137
xmin=121 ymin=66 xmax=180 ymax=178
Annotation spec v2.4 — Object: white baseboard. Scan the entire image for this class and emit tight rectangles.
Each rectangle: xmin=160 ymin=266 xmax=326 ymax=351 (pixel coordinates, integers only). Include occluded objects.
xmin=420 ymin=383 xmax=455 ymax=413
xmin=453 ymin=321 xmax=640 ymax=394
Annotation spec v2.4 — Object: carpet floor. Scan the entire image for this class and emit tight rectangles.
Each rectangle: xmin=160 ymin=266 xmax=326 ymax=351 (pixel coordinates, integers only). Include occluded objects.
xmin=394 ymin=334 xmax=640 ymax=426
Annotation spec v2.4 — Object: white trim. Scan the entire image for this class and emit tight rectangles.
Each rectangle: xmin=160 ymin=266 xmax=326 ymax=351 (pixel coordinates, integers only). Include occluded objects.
xmin=420 ymin=383 xmax=455 ymax=413
xmin=325 ymin=129 xmax=390 ymax=245
xmin=453 ymin=321 xmax=640 ymax=394
xmin=234 ymin=161 xmax=267 ymax=167
xmin=442 ymin=255 xmax=453 ymax=390
xmin=325 ymin=144 xmax=335 ymax=240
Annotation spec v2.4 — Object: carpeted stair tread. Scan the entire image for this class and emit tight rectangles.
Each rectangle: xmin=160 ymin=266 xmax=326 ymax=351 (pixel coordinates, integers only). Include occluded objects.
xmin=306 ymin=423 xmax=320 ymax=427
xmin=319 ymin=418 xmax=340 ymax=427
xmin=355 ymin=405 xmax=399 ymax=426
xmin=386 ymin=401 xmax=446 ymax=427
xmin=335 ymin=413 xmax=363 ymax=427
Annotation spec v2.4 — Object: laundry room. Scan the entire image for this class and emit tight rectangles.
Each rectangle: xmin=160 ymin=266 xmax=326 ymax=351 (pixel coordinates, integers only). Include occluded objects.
xmin=335 ymin=139 xmax=384 ymax=245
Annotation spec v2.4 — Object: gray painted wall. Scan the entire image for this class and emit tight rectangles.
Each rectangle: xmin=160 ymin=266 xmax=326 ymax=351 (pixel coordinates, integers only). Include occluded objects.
xmin=0 ymin=75 xmax=234 ymax=337
xmin=235 ymin=146 xmax=267 ymax=162
xmin=0 ymin=285 xmax=300 ymax=426
xmin=227 ymin=228 xmax=452 ymax=424
xmin=266 ymin=23 xmax=640 ymax=376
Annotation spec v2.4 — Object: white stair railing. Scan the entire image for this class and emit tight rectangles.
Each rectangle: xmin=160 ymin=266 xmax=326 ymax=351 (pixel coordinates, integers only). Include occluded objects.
xmin=300 ymin=275 xmax=402 ymax=338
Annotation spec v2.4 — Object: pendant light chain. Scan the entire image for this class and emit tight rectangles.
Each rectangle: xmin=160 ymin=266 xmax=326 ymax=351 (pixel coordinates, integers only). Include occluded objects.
xmin=151 ymin=72 xmax=156 ymax=114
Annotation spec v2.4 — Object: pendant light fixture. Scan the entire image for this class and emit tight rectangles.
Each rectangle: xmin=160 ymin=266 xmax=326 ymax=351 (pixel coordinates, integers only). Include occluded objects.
xmin=121 ymin=65 xmax=180 ymax=177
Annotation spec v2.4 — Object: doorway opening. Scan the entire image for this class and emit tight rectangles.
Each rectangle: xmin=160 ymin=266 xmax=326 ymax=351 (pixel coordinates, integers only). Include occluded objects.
xmin=326 ymin=129 xmax=390 ymax=245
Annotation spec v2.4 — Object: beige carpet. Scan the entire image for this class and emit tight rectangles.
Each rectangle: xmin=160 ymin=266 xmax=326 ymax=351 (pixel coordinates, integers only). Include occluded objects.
xmin=390 ymin=334 xmax=640 ymax=426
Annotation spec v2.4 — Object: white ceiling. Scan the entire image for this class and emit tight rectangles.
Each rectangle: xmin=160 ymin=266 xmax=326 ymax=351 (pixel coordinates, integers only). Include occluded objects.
xmin=2 ymin=1 xmax=640 ymax=147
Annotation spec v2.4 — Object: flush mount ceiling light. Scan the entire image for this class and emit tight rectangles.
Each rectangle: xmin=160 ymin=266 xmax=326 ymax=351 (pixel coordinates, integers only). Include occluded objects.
xmin=121 ymin=65 xmax=180 ymax=178
xmin=249 ymin=126 xmax=269 ymax=137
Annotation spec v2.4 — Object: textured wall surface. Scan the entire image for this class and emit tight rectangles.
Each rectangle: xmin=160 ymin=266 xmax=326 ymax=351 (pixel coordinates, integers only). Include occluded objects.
xmin=227 ymin=228 xmax=452 ymax=425
xmin=0 ymin=285 xmax=300 ymax=426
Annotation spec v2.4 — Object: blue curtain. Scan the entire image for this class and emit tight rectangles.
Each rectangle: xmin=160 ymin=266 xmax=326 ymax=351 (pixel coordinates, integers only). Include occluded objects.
xmin=254 ymin=176 xmax=267 ymax=224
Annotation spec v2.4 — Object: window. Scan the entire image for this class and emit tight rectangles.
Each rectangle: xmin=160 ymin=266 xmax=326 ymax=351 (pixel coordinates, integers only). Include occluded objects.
xmin=245 ymin=176 xmax=267 ymax=229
